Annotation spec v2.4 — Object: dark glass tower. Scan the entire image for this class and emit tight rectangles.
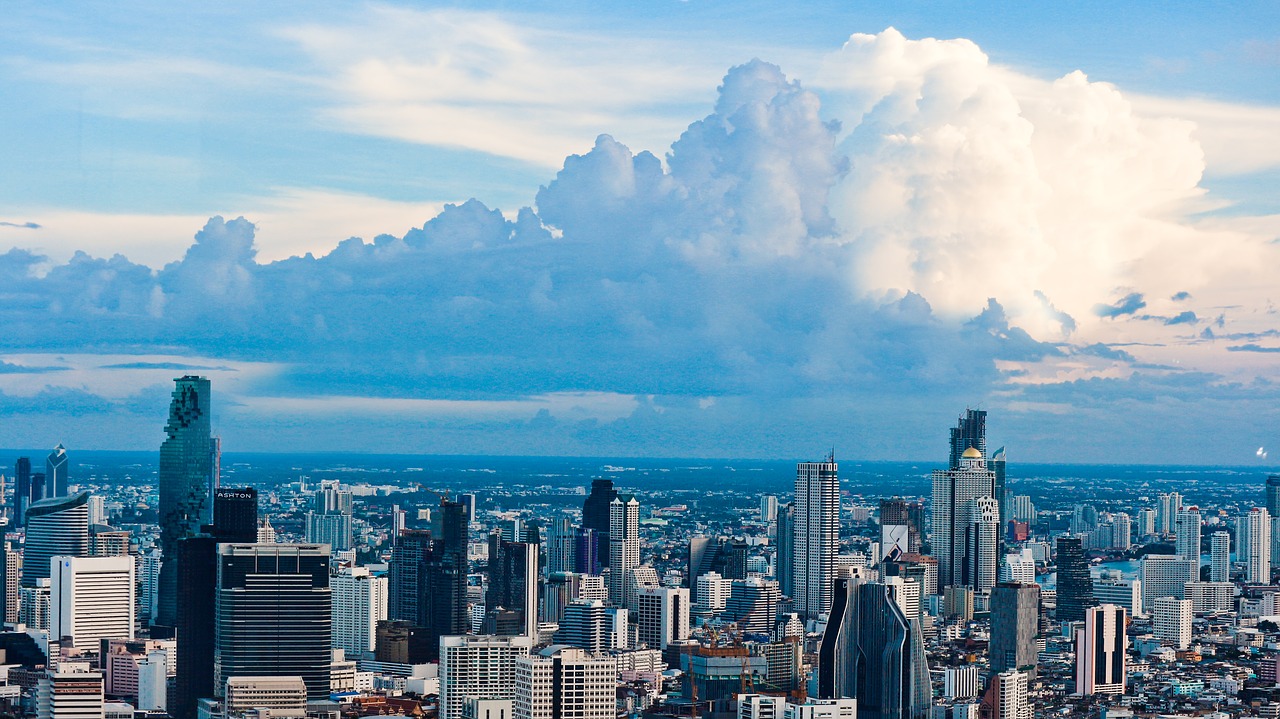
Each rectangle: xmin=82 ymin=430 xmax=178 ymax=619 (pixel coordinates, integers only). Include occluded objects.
xmin=1267 ymin=474 xmax=1280 ymax=518
xmin=158 ymin=376 xmax=215 ymax=628
xmin=212 ymin=488 xmax=259 ymax=543
xmin=880 ymin=498 xmax=925 ymax=554
xmin=13 ymin=458 xmax=31 ymax=526
xmin=215 ymin=544 xmax=331 ymax=700
xmin=948 ymin=409 xmax=987 ymax=469
xmin=45 ymin=444 xmax=68 ymax=499
xmin=582 ymin=479 xmax=617 ymax=568
xmin=420 ymin=500 xmax=469 ymax=656
xmin=776 ymin=502 xmax=795 ymax=598
xmin=990 ymin=582 xmax=1040 ymax=679
xmin=1056 ymin=536 xmax=1096 ymax=623
xmin=574 ymin=527 xmax=600 ymax=575
xmin=388 ymin=530 xmax=432 ymax=623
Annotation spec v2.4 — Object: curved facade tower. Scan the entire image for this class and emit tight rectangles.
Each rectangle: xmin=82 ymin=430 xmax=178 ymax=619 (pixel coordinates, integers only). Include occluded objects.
xmin=156 ymin=376 xmax=215 ymax=628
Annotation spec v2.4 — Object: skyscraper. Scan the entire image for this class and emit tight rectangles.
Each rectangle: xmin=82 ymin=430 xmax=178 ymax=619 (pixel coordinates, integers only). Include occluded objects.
xmin=46 ymin=444 xmax=69 ymax=499
xmin=1209 ymin=531 xmax=1230 ymax=583
xmin=439 ymin=635 xmax=533 ymax=719
xmin=931 ymin=446 xmax=996 ymax=592
xmin=949 ymin=409 xmax=986 ymax=469
xmin=608 ymin=494 xmax=640 ymax=608
xmin=305 ymin=481 xmax=354 ymax=551
xmin=212 ymin=488 xmax=258 ymax=543
xmin=689 ymin=536 xmax=748 ymax=603
xmin=880 ymin=498 xmax=925 ymax=554
xmin=991 ymin=670 xmax=1031 ymax=719
xmin=1175 ymin=506 xmax=1201 ymax=565
xmin=14 ymin=457 xmax=32 ymax=526
xmin=776 ymin=502 xmax=795 ymax=598
xmin=1075 ymin=604 xmax=1126 ymax=695
xmin=50 ymin=556 xmax=135 ymax=651
xmin=487 ymin=531 xmax=539 ymax=638
xmin=960 ymin=496 xmax=1000 ymax=594
xmin=635 ymin=586 xmax=690 ymax=650
xmin=1153 ymin=597 xmax=1192 ymax=650
xmin=1268 ymin=474 xmax=1280 ymax=518
xmin=582 ymin=479 xmax=617 ymax=569
xmin=387 ymin=530 xmax=431 ymax=623
xmin=545 ymin=517 xmax=577 ymax=575
xmin=794 ymin=458 xmax=839 ymax=618
xmin=23 ymin=492 xmax=90 ymax=588
xmin=332 ymin=566 xmax=387 ymax=658
xmin=817 ymin=577 xmax=930 ymax=719
xmin=1242 ymin=507 xmax=1271 ymax=584
xmin=214 ymin=543 xmax=331 ymax=701
xmin=514 ymin=646 xmax=615 ymax=719
xmin=1155 ymin=492 xmax=1181 ymax=535
xmin=989 ymin=582 xmax=1040 ymax=679
xmin=1055 ymin=536 xmax=1095 ymax=623
xmin=157 ymin=376 xmax=215 ymax=628
xmin=420 ymin=500 xmax=470 ymax=656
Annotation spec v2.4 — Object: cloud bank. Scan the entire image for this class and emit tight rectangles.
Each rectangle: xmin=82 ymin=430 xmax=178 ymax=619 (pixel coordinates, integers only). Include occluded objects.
xmin=2 ymin=29 xmax=1278 ymax=462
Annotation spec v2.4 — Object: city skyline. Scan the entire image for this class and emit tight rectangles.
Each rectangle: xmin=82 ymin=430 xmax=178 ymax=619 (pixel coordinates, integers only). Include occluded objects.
xmin=0 ymin=4 xmax=1278 ymax=462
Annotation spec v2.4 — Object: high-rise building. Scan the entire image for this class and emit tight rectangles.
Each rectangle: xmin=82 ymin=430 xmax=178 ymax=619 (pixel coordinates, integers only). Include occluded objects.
xmin=1135 ymin=508 xmax=1156 ymax=537
xmin=14 ymin=457 xmax=33 ymax=526
xmin=1241 ymin=507 xmax=1272 ymax=584
xmin=960 ymin=496 xmax=1000 ymax=594
xmin=2 ymin=542 xmax=20 ymax=624
xmin=1209 ymin=531 xmax=1230 ymax=583
xmin=775 ymin=502 xmax=795 ymax=598
xmin=722 ymin=578 xmax=782 ymax=633
xmin=949 ymin=409 xmax=986 ymax=469
xmin=990 ymin=582 xmax=1039 ymax=679
xmin=1175 ymin=506 xmax=1201 ymax=565
xmin=46 ymin=444 xmax=69 ymax=499
xmin=1010 ymin=496 xmax=1035 ymax=525
xmin=1110 ymin=513 xmax=1131 ymax=551
xmin=695 ymin=571 xmax=732 ymax=613
xmin=439 ymin=635 xmax=533 ymax=719
xmin=932 ymin=446 xmax=997 ymax=593
xmin=635 ymin=586 xmax=690 ymax=650
xmin=817 ymin=577 xmax=930 ymax=719
xmin=1093 ymin=578 xmax=1142 ymax=618
xmin=214 ymin=544 xmax=331 ymax=701
xmin=37 ymin=664 xmax=103 ymax=719
xmin=137 ymin=649 xmax=168 ymax=713
xmin=991 ymin=670 xmax=1031 ymax=719
xmin=944 ymin=666 xmax=980 ymax=700
xmin=1268 ymin=474 xmax=1280 ymax=518
xmin=545 ymin=518 xmax=577 ymax=575
xmin=23 ymin=492 xmax=90 ymax=588
xmin=212 ymin=488 xmax=258 ymax=543
xmin=1139 ymin=554 xmax=1193 ymax=611
xmin=306 ymin=481 xmax=354 ymax=552
xmin=514 ymin=646 xmax=615 ymax=719
xmin=157 ymin=376 xmax=215 ymax=628
xmin=794 ymin=458 xmax=839 ymax=618
xmin=1183 ymin=581 xmax=1233 ymax=614
xmin=487 ymin=532 xmax=539 ymax=638
xmin=608 ymin=494 xmax=640 ymax=608
xmin=880 ymin=498 xmax=925 ymax=554
xmin=256 ymin=518 xmax=276 ymax=543
xmin=1055 ymin=536 xmax=1095 ymax=623
xmin=1153 ymin=597 xmax=1192 ymax=650
xmin=50 ymin=556 xmax=135 ymax=651
xmin=761 ymin=495 xmax=779 ymax=524
xmin=387 ymin=530 xmax=431 ymax=623
xmin=1155 ymin=492 xmax=1182 ymax=535
xmin=425 ymin=500 xmax=471 ymax=655
xmin=555 ymin=600 xmax=627 ymax=653
xmin=574 ymin=527 xmax=601 ymax=576
xmin=222 ymin=676 xmax=306 ymax=716
xmin=332 ymin=566 xmax=387 ymax=658
xmin=1075 ymin=604 xmax=1126 ymax=695
xmin=543 ymin=572 xmax=607 ymax=624
xmin=582 ymin=479 xmax=617 ymax=570
xmin=689 ymin=536 xmax=748 ymax=603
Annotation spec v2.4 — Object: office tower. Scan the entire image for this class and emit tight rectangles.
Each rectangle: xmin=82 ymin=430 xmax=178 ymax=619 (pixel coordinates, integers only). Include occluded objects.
xmin=635 ymin=586 xmax=689 ymax=650
xmin=50 ymin=556 xmax=135 ymax=651
xmin=932 ymin=448 xmax=997 ymax=593
xmin=214 ymin=544 xmax=331 ymax=701
xmin=23 ymin=492 xmax=90 ymax=588
xmin=608 ymin=494 xmax=640 ymax=608
xmin=1139 ymin=554 xmax=1193 ymax=611
xmin=332 ymin=566 xmax=387 ymax=657
xmin=257 ymin=518 xmax=276 ymax=543
xmin=1175 ymin=506 xmax=1201 ymax=563
xmin=1110 ymin=513 xmax=1131 ymax=551
xmin=46 ymin=444 xmax=69 ymax=499
xmin=1153 ymin=597 xmax=1192 ymax=650
xmin=555 ymin=600 xmax=627 ymax=653
xmin=1070 ymin=504 xmax=1098 ymax=534
xmin=960 ymin=496 xmax=999 ymax=594
xmin=949 ymin=409 xmax=986 ymax=468
xmin=1055 ymin=536 xmax=1095 ymax=623
xmin=944 ymin=666 xmax=980 ymax=700
xmin=458 ymin=493 xmax=477 ymax=523
xmin=1075 ymin=604 xmax=1126 ymax=695
xmin=574 ymin=528 xmax=601 ymax=575
xmin=305 ymin=481 xmax=354 ymax=552
xmin=212 ymin=488 xmax=258 ymax=543
xmin=761 ymin=495 xmax=779 ymax=524
xmin=375 ymin=620 xmax=435 ymax=664
xmin=1269 ymin=474 xmax=1280 ymax=517
xmin=423 ymin=500 xmax=471 ymax=655
xmin=1155 ymin=492 xmax=1181 ymax=535
xmin=137 ymin=650 xmax=168 ymax=712
xmin=545 ymin=518 xmax=577 ymax=574
xmin=439 ymin=635 xmax=534 ymax=719
xmin=817 ymin=578 xmax=930 ymax=719
xmin=1209 ymin=531 xmax=1230 ymax=582
xmin=689 ymin=536 xmax=748 ymax=602
xmin=1241 ymin=507 xmax=1272 ymax=583
xmin=624 ymin=565 xmax=661 ymax=611
xmin=222 ymin=676 xmax=307 ymax=715
xmin=14 ymin=457 xmax=32 ymax=526
xmin=1093 ymin=577 xmax=1142 ymax=618
xmin=991 ymin=670 xmax=1031 ymax=719
xmin=544 ymin=572 xmax=608 ymax=624
xmin=388 ymin=530 xmax=431 ymax=623
xmin=696 ymin=571 xmax=732 ymax=612
xmin=723 ymin=578 xmax=782 ymax=633
xmin=990 ymin=582 xmax=1039 ymax=679
xmin=487 ymin=532 xmax=539 ymax=638
xmin=157 ymin=376 xmax=215 ymax=628
xmin=37 ymin=664 xmax=104 ymax=719
xmin=794 ymin=458 xmax=839 ymax=618
xmin=514 ymin=646 xmax=615 ymax=719
xmin=582 ymin=479 xmax=617 ymax=569
xmin=944 ymin=585 xmax=975 ymax=621
xmin=776 ymin=502 xmax=795 ymax=598
xmin=880 ymin=498 xmax=925 ymax=554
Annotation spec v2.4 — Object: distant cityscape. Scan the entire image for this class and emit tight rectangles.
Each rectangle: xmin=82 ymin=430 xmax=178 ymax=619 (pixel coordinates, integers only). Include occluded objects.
xmin=0 ymin=375 xmax=1275 ymax=719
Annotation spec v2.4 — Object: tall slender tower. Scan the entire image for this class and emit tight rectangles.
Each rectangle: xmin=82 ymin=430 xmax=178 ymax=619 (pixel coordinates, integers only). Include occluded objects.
xmin=1055 ymin=536 xmax=1095 ymax=623
xmin=608 ymin=495 xmax=640 ymax=608
xmin=45 ymin=445 xmax=68 ymax=499
xmin=1175 ymin=506 xmax=1201 ymax=566
xmin=989 ymin=582 xmax=1040 ymax=679
xmin=1209 ymin=531 xmax=1230 ymax=583
xmin=14 ymin=457 xmax=32 ymax=526
xmin=157 ymin=376 xmax=214 ymax=628
xmin=583 ymin=480 xmax=618 ymax=569
xmin=1267 ymin=474 xmax=1280 ymax=517
xmin=931 ymin=444 xmax=996 ymax=592
xmin=948 ymin=409 xmax=986 ymax=469
xmin=794 ymin=457 xmax=839 ymax=618
xmin=1243 ymin=507 xmax=1272 ymax=584
xmin=776 ymin=502 xmax=795 ymax=598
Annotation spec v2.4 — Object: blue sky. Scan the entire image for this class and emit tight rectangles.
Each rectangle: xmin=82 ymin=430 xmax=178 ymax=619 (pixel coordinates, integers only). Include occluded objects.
xmin=1 ymin=2 xmax=1278 ymax=462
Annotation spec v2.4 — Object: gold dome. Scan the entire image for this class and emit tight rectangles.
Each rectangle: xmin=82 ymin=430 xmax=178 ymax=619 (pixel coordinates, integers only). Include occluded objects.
xmin=961 ymin=446 xmax=982 ymax=459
